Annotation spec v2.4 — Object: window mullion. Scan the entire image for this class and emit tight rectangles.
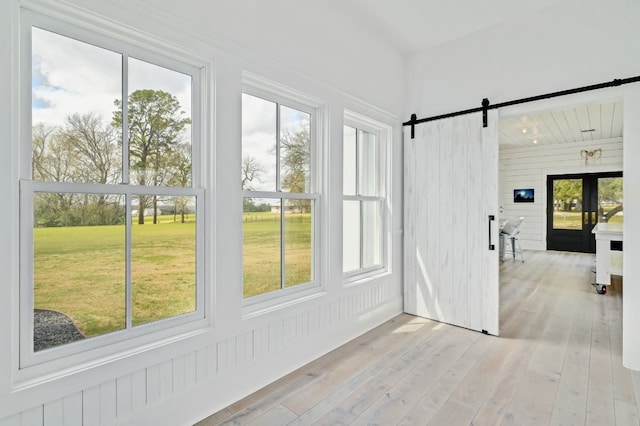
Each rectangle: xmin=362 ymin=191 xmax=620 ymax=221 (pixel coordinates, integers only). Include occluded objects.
xmin=356 ymin=130 xmax=364 ymax=268
xmin=122 ymin=54 xmax=130 ymax=185
xmin=122 ymin=55 xmax=132 ymax=329
xmin=276 ymin=104 xmax=281 ymax=192
xmin=125 ymin=193 xmax=133 ymax=329
xmin=359 ymin=200 xmax=364 ymax=269
xmin=355 ymin=128 xmax=360 ymax=197
xmin=280 ymin=198 xmax=285 ymax=290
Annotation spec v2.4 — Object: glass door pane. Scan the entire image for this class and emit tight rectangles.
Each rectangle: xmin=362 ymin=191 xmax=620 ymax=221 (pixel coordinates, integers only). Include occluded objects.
xmin=552 ymin=179 xmax=583 ymax=230
xmin=598 ymin=177 xmax=623 ymax=223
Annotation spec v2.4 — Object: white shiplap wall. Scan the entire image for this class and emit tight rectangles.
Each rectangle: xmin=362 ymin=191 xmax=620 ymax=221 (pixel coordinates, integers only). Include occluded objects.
xmin=499 ymin=137 xmax=623 ymax=251
xmin=0 ymin=282 xmax=401 ymax=425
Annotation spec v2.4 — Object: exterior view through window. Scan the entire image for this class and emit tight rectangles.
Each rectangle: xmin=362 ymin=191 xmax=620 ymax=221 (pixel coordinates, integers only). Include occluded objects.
xmin=343 ymin=124 xmax=383 ymax=274
xmin=29 ymin=27 xmax=198 ymax=353
xmin=241 ymin=92 xmax=315 ymax=299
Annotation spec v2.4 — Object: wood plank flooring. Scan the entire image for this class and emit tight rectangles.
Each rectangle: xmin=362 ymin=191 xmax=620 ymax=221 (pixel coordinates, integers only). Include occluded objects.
xmin=196 ymin=251 xmax=639 ymax=425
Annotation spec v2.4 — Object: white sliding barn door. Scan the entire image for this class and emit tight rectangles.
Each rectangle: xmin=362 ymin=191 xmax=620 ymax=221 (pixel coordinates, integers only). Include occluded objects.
xmin=404 ymin=111 xmax=499 ymax=335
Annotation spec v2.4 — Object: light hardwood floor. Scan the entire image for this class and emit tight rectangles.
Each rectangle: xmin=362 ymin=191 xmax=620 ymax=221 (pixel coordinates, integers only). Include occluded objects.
xmin=197 ymin=251 xmax=640 ymax=425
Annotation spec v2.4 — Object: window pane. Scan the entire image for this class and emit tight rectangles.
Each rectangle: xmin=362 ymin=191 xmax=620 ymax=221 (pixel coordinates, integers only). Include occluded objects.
xmin=358 ymin=130 xmax=378 ymax=196
xmin=243 ymin=198 xmax=282 ymax=297
xmin=598 ymin=177 xmax=623 ymax=224
xmin=126 ymin=58 xmax=192 ymax=187
xmin=362 ymin=200 xmax=382 ymax=268
xmin=132 ymin=195 xmax=196 ymax=326
xmin=552 ymin=179 xmax=582 ymax=230
xmin=343 ymin=200 xmax=361 ymax=272
xmin=343 ymin=126 xmax=357 ymax=195
xmin=31 ymin=27 xmax=122 ymax=184
xmin=280 ymin=105 xmax=311 ymax=193
xmin=285 ymin=200 xmax=313 ymax=287
xmin=33 ymin=192 xmax=126 ymax=351
xmin=242 ymin=94 xmax=277 ymax=191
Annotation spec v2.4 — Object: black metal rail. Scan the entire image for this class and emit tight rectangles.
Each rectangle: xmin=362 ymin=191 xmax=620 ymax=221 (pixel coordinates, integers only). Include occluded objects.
xmin=404 ymin=75 xmax=640 ymax=138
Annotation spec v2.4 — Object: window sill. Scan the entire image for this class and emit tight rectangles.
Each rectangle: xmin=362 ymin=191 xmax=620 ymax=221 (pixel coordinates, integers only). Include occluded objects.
xmin=343 ymin=266 xmax=389 ymax=287
xmin=242 ymin=284 xmax=326 ymax=320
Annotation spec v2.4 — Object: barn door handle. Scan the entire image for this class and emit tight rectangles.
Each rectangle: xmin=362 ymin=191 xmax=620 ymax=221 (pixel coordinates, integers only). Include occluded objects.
xmin=488 ymin=215 xmax=495 ymax=250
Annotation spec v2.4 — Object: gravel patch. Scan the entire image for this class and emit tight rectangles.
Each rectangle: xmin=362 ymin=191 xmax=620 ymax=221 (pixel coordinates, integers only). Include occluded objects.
xmin=34 ymin=309 xmax=85 ymax=352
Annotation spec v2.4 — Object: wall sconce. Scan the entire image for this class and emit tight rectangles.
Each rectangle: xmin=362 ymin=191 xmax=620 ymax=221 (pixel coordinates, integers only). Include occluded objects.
xmin=580 ymin=148 xmax=602 ymax=166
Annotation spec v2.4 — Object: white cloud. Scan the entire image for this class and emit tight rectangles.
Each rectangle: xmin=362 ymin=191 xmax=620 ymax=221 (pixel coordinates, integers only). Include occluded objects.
xmin=240 ymin=93 xmax=310 ymax=192
xmin=242 ymin=93 xmax=277 ymax=190
xmin=31 ymin=27 xmax=192 ymax=134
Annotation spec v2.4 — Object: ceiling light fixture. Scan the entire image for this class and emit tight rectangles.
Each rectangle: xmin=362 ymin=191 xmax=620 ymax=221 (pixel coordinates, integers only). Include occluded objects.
xmin=580 ymin=148 xmax=602 ymax=166
xmin=522 ymin=128 xmax=527 ymax=133
xmin=533 ymin=139 xmax=538 ymax=144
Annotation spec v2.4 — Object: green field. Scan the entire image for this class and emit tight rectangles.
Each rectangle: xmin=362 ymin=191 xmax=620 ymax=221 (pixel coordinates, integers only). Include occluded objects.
xmin=552 ymin=208 xmax=623 ymax=229
xmin=34 ymin=213 xmax=311 ymax=340
xmin=242 ymin=212 xmax=312 ymax=298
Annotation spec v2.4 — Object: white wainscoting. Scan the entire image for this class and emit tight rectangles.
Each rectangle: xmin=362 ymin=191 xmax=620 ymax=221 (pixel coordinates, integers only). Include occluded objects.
xmin=0 ymin=281 xmax=402 ymax=425
xmin=499 ymin=137 xmax=623 ymax=251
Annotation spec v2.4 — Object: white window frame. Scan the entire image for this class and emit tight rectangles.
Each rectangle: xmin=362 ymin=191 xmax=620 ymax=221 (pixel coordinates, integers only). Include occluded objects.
xmin=241 ymin=73 xmax=324 ymax=312
xmin=343 ymin=110 xmax=390 ymax=283
xmin=18 ymin=10 xmax=210 ymax=376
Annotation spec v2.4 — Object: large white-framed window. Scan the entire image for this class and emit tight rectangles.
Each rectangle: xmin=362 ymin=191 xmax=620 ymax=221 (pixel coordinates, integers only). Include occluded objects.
xmin=19 ymin=11 xmax=207 ymax=370
xmin=241 ymin=77 xmax=321 ymax=305
xmin=343 ymin=111 xmax=389 ymax=280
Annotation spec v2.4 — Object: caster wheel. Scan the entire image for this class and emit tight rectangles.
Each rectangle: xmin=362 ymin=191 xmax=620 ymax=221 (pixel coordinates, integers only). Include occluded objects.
xmin=592 ymin=283 xmax=607 ymax=294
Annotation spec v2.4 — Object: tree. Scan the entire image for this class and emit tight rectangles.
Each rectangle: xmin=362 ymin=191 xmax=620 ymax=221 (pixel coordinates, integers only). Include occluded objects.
xmin=552 ymin=180 xmax=582 ymax=211
xmin=241 ymin=156 xmax=264 ymax=191
xmin=113 ymin=89 xmax=191 ymax=224
xmin=32 ymin=123 xmax=78 ymax=226
xmin=168 ymin=143 xmax=192 ymax=223
xmin=280 ymin=124 xmax=310 ymax=213
xmin=32 ymin=123 xmax=59 ymax=181
xmin=62 ymin=112 xmax=120 ymax=185
xmin=61 ymin=113 xmax=121 ymax=225
xmin=598 ymin=177 xmax=623 ymax=222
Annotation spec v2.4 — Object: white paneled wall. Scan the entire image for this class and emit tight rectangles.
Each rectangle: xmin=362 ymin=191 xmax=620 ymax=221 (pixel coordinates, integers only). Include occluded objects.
xmin=499 ymin=137 xmax=623 ymax=250
xmin=0 ymin=282 xmax=400 ymax=425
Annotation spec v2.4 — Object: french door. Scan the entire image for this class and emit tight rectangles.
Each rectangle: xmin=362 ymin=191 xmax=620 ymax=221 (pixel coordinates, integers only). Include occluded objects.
xmin=547 ymin=172 xmax=623 ymax=253
xmin=404 ymin=111 xmax=499 ymax=335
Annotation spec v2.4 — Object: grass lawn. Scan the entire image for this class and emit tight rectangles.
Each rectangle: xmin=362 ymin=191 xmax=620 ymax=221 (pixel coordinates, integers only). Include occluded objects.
xmin=34 ymin=212 xmax=312 ymax=340
xmin=242 ymin=212 xmax=312 ymax=298
xmin=34 ymin=216 xmax=196 ymax=338
xmin=553 ymin=208 xmax=623 ymax=229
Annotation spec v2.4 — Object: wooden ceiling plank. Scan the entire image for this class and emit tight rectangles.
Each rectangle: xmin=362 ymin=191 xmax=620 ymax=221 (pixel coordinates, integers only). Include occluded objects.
xmin=574 ymin=106 xmax=593 ymax=141
xmin=610 ymin=101 xmax=624 ymax=138
xmin=564 ymin=108 xmax=585 ymax=143
xmin=600 ymin=102 xmax=615 ymax=140
xmin=587 ymin=103 xmax=603 ymax=140
xmin=538 ymin=113 xmax=563 ymax=145
xmin=550 ymin=110 xmax=572 ymax=143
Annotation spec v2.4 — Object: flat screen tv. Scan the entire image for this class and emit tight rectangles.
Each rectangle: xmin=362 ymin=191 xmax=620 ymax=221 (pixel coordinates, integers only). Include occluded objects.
xmin=514 ymin=188 xmax=534 ymax=203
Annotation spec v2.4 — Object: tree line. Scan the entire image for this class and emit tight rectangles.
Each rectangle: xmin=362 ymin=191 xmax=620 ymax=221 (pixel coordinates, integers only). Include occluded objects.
xmin=552 ymin=178 xmax=623 ymax=222
xmin=242 ymin=121 xmax=312 ymax=214
xmin=33 ymin=90 xmax=192 ymax=227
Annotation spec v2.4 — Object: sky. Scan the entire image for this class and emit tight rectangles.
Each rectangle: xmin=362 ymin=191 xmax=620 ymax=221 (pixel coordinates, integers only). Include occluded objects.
xmin=32 ymin=26 xmax=192 ymax=132
xmin=32 ymin=25 xmax=309 ymax=199
xmin=241 ymin=93 xmax=310 ymax=198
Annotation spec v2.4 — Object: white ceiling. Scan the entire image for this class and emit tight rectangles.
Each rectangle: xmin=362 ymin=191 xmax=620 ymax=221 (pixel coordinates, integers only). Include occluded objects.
xmin=343 ymin=0 xmax=568 ymax=54
xmin=341 ymin=0 xmax=625 ymax=149
xmin=499 ymin=100 xmax=624 ymax=148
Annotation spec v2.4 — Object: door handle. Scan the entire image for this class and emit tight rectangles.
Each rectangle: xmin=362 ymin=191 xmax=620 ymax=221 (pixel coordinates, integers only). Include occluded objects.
xmin=592 ymin=211 xmax=597 ymax=224
xmin=488 ymin=215 xmax=495 ymax=250
xmin=583 ymin=212 xmax=589 ymax=225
